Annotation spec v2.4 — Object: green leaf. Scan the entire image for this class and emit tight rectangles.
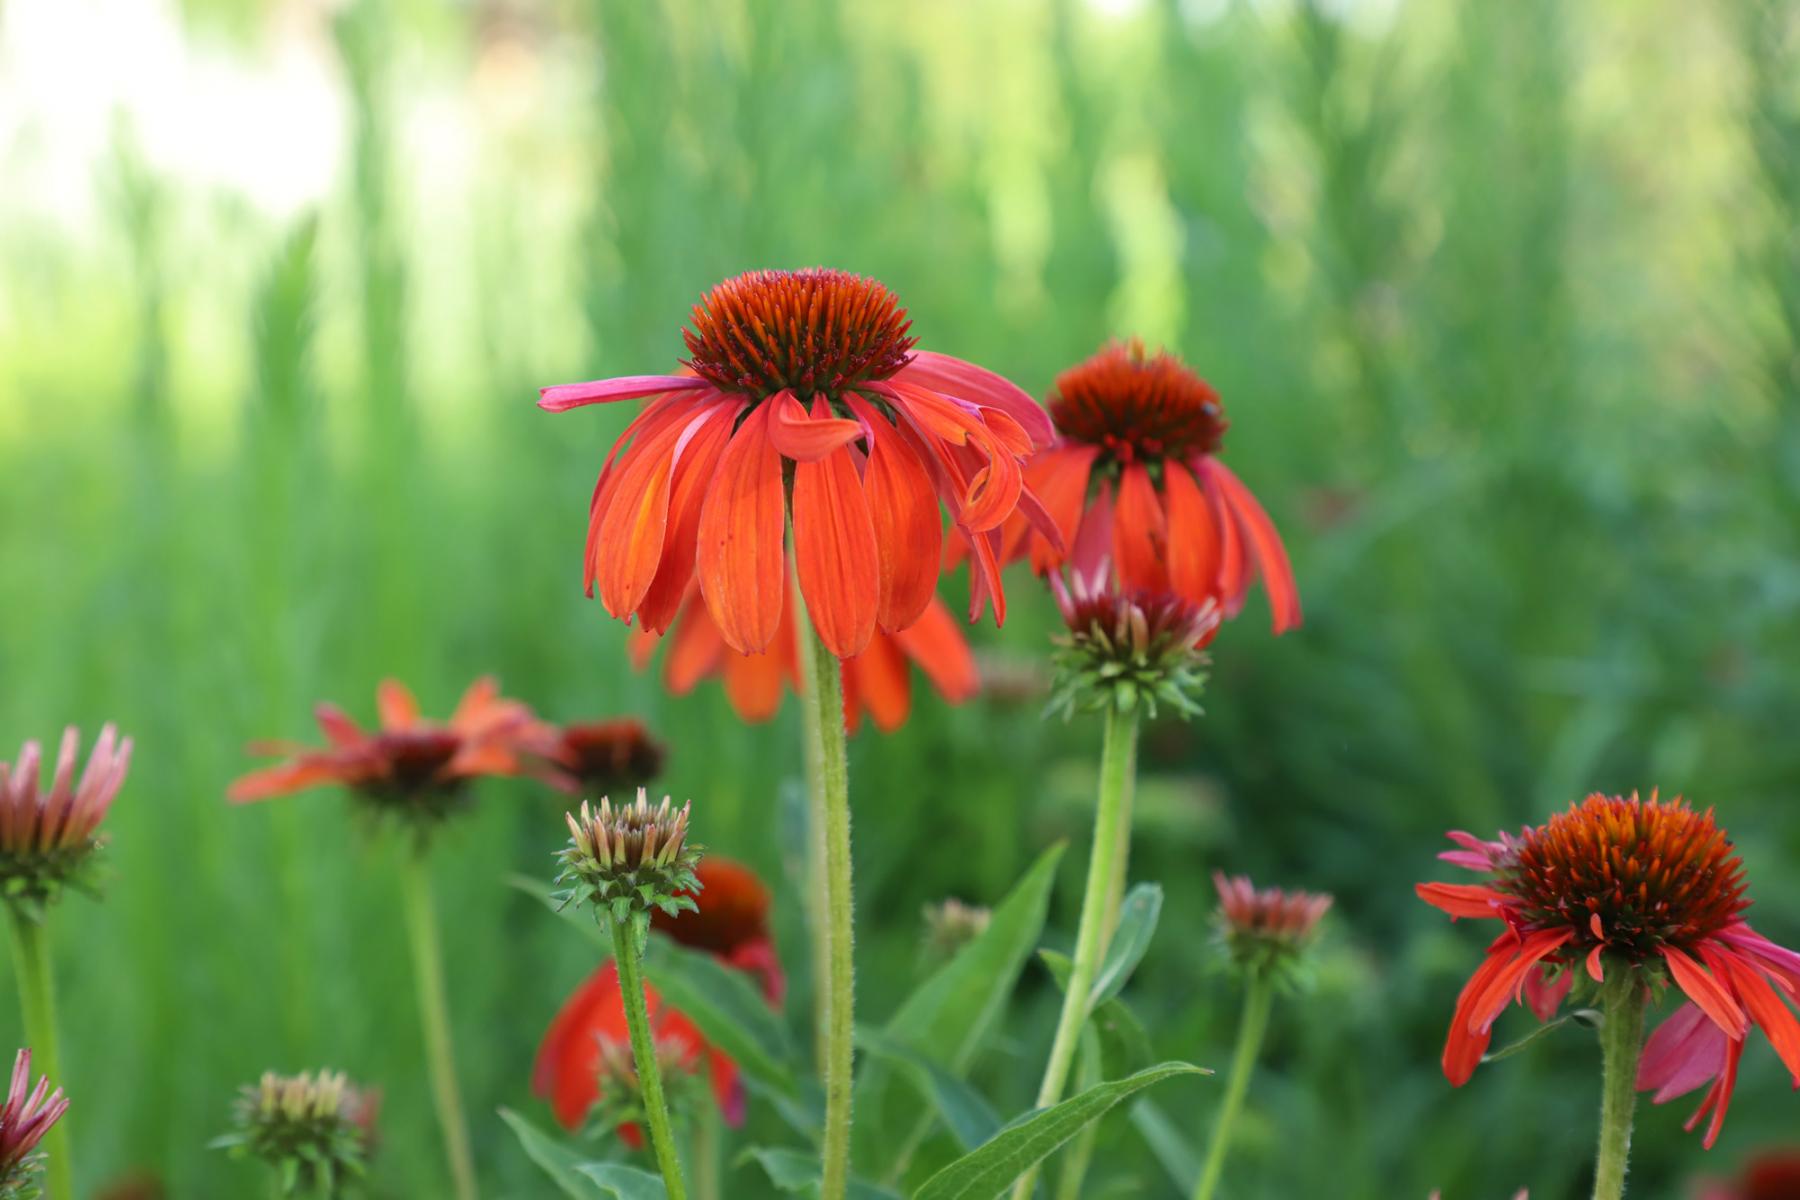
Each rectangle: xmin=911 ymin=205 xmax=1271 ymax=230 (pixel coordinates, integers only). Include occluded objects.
xmin=1035 ymin=948 xmax=1152 ymax=1081
xmin=741 ymin=1146 xmax=904 ymax=1199
xmin=1088 ymin=883 xmax=1161 ymax=1006
xmin=855 ymin=1026 xmax=1003 ymax=1150
xmin=1129 ymin=1098 xmax=1201 ymax=1195
xmin=643 ymin=936 xmax=799 ymax=1095
xmin=1481 ymin=1008 xmax=1602 ymax=1064
xmin=510 ymin=874 xmax=608 ymax=949
xmin=573 ymin=1163 xmax=672 ymax=1199
xmin=499 ymin=1107 xmax=609 ymax=1200
xmin=854 ymin=844 xmax=1065 ymax=1173
xmin=910 ymin=1063 xmax=1210 ymax=1200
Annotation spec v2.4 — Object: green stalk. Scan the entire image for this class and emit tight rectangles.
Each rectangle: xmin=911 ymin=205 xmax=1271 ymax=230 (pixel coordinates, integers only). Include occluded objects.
xmin=1011 ymin=703 xmax=1141 ymax=1200
xmin=398 ymin=849 xmax=479 ymax=1200
xmin=800 ymin=649 xmax=833 ymax=1073
xmin=7 ymin=907 xmax=72 ymax=1200
xmin=1592 ymin=975 xmax=1648 ymax=1200
xmin=610 ymin=919 xmax=690 ymax=1200
xmin=692 ymin=1101 xmax=722 ymax=1200
xmin=1192 ymin=973 xmax=1273 ymax=1200
xmin=794 ymin=614 xmax=855 ymax=1200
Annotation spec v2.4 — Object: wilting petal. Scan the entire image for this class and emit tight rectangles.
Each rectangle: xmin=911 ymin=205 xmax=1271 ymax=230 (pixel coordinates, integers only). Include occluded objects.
xmin=1017 ymin=445 xmax=1096 ymax=572
xmin=1711 ymin=946 xmax=1800 ymax=1082
xmin=1640 ymin=1002 xmax=1725 ymax=1102
xmin=1112 ymin=462 xmax=1170 ymax=592
xmin=792 ymin=435 xmax=881 ymax=659
xmin=1465 ymin=929 xmax=1572 ymax=1036
xmin=963 ymin=525 xmax=1007 ymax=626
xmin=1664 ymin=945 xmax=1749 ymax=1039
xmin=377 ymin=680 xmax=420 ymax=730
xmin=538 ymin=374 xmax=707 ymax=412
xmin=1416 ymin=882 xmax=1507 ymax=920
xmin=1208 ymin=459 xmax=1302 ymax=634
xmin=639 ymin=408 xmax=735 ymax=634
xmin=1522 ymin=965 xmax=1573 ymax=1023
xmin=697 ymin=404 xmax=787 ymax=654
xmin=1444 ymin=942 xmax=1517 ymax=1085
xmin=1163 ymin=460 xmax=1223 ymax=607
xmin=850 ymin=397 xmax=942 ymax=632
xmin=1687 ymin=1036 xmax=1743 ymax=1149
xmin=893 ymin=597 xmax=979 ymax=704
xmin=850 ymin=633 xmax=912 ymax=733
xmin=768 ymin=390 xmax=864 ymax=462
xmin=898 ymin=351 xmax=1054 ymax=448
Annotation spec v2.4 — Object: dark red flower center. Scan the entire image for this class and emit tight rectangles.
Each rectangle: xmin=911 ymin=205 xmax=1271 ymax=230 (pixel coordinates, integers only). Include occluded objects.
xmin=372 ymin=729 xmax=463 ymax=791
xmin=560 ymin=720 xmax=665 ymax=794
xmin=1049 ymin=340 xmax=1227 ymax=465
xmin=1498 ymin=794 xmax=1748 ymax=960
xmin=681 ymin=268 xmax=917 ymax=401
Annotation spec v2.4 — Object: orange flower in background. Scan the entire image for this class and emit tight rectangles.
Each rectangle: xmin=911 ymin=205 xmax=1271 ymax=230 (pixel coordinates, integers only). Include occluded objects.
xmin=1418 ymin=793 xmax=1800 ymax=1147
xmin=1007 ymin=339 xmax=1300 ymax=634
xmin=535 ymin=856 xmax=780 ymax=1139
xmin=539 ymin=267 xmax=1061 ymax=661
xmin=629 ymin=585 xmax=978 ymax=733
xmin=555 ymin=719 xmax=666 ymax=798
xmin=228 ymin=677 xmax=572 ymax=808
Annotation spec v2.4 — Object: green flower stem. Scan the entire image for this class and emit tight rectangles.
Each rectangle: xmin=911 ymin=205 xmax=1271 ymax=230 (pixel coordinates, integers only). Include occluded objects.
xmin=692 ymin=1102 xmax=722 ymax=1200
xmin=398 ymin=849 xmax=479 ymax=1200
xmin=7 ymin=907 xmax=72 ymax=1200
xmin=1011 ymin=703 xmax=1141 ymax=1200
xmin=610 ymin=918 xmax=689 ymax=1200
xmin=794 ymin=606 xmax=855 ymax=1200
xmin=1592 ymin=974 xmax=1648 ymax=1200
xmin=1193 ymin=972 xmax=1274 ymax=1200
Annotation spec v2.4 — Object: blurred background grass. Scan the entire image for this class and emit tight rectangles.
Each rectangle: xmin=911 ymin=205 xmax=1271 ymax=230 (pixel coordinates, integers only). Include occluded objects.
xmin=3 ymin=0 xmax=1798 ymax=1195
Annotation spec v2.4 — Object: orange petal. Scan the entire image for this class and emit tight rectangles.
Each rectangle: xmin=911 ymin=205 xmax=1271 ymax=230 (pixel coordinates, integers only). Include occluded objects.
xmin=1198 ymin=462 xmax=1248 ymax=614
xmin=1464 ymin=929 xmax=1572 ymax=1036
xmin=377 ymin=680 xmax=420 ymax=730
xmin=1112 ymin=462 xmax=1170 ymax=592
xmin=897 ymin=351 xmax=1054 ymax=448
xmin=850 ymin=397 xmax=942 ymax=632
xmin=850 ymin=633 xmax=912 ymax=732
xmin=663 ymin=599 xmax=728 ymax=695
xmin=722 ymin=646 xmax=787 ymax=722
xmin=792 ymin=439 xmax=881 ymax=659
xmin=697 ymin=405 xmax=787 ymax=654
xmin=450 ymin=677 xmax=501 ymax=729
xmin=639 ymin=408 xmax=735 ymax=634
xmin=596 ymin=412 xmax=694 ymax=620
xmin=1163 ymin=460 xmax=1223 ymax=607
xmin=313 ymin=704 xmax=365 ymax=748
xmin=1712 ymin=947 xmax=1800 ymax=1080
xmin=1210 ymin=459 xmax=1302 ymax=634
xmin=1664 ymin=945 xmax=1749 ymax=1040
xmin=586 ymin=396 xmax=705 ymax=598
xmin=1444 ymin=942 xmax=1518 ymax=1085
xmin=1415 ymin=882 xmax=1507 ymax=920
xmin=768 ymin=390 xmax=864 ymax=462
xmin=1014 ymin=445 xmax=1094 ymax=571
xmin=227 ymin=757 xmax=354 ymax=803
xmin=893 ymin=597 xmax=978 ymax=703
xmin=963 ymin=525 xmax=1007 ymax=626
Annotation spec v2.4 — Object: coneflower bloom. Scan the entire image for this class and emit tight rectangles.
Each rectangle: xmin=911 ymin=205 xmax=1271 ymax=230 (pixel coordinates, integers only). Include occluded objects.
xmin=0 ymin=1049 xmax=68 ymax=1190
xmin=228 ymin=678 xmax=572 ymax=819
xmin=1008 ymin=340 xmax=1299 ymax=634
xmin=1418 ymin=793 xmax=1800 ymax=1147
xmin=628 ymin=586 xmax=977 ymax=732
xmin=535 ymin=856 xmax=780 ymax=1140
xmin=0 ymin=726 xmax=133 ymax=903
xmin=555 ymin=719 xmax=665 ymax=798
xmin=539 ymin=267 xmax=1059 ymax=660
xmin=1048 ymin=564 xmax=1219 ymax=718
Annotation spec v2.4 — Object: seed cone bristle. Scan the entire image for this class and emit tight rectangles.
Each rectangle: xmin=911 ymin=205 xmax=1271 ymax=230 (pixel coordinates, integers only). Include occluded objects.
xmin=1049 ymin=339 xmax=1227 ymax=465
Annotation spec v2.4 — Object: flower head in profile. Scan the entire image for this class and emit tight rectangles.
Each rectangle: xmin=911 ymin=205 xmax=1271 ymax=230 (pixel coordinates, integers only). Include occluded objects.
xmin=1007 ymin=340 xmax=1300 ymax=634
xmin=213 ymin=1070 xmax=376 ymax=1197
xmin=0 ymin=1049 xmax=68 ymax=1198
xmin=1213 ymin=872 xmax=1332 ymax=984
xmin=1418 ymin=792 xmax=1800 ymax=1146
xmin=534 ymin=856 xmax=779 ymax=1141
xmin=558 ymin=790 xmax=702 ymax=940
xmin=629 ymin=586 xmax=977 ymax=733
xmin=228 ymin=678 xmax=571 ymax=826
xmin=555 ymin=720 xmax=666 ymax=798
xmin=0 ymin=726 xmax=133 ymax=907
xmin=1047 ymin=565 xmax=1219 ymax=719
xmin=540 ymin=267 xmax=1060 ymax=661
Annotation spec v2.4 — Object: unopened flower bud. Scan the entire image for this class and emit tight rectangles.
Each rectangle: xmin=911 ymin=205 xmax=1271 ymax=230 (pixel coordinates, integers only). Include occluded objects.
xmin=0 ymin=727 xmax=133 ymax=909
xmin=1213 ymin=872 xmax=1332 ymax=985
xmin=558 ymin=790 xmax=703 ymax=942
xmin=1048 ymin=568 xmax=1217 ymax=720
xmin=0 ymin=1049 xmax=68 ymax=1199
xmin=214 ymin=1070 xmax=376 ymax=1197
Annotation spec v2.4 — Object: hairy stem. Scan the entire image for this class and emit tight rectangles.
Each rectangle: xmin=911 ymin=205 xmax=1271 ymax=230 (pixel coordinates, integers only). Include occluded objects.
xmin=7 ymin=907 xmax=72 ymax=1200
xmin=398 ymin=849 xmax=479 ymax=1200
xmin=611 ymin=919 xmax=690 ymax=1200
xmin=1592 ymin=975 xmax=1648 ymax=1200
xmin=1193 ymin=973 xmax=1273 ymax=1200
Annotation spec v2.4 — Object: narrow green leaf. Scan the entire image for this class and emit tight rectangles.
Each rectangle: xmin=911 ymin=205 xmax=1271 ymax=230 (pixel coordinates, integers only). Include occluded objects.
xmin=855 ymin=1026 xmax=1003 ymax=1150
xmin=742 ymin=1146 xmax=904 ymax=1199
xmin=1129 ymin=1098 xmax=1201 ymax=1195
xmin=1089 ymin=995 xmax=1153 ymax=1082
xmin=911 ymin=1063 xmax=1209 ymax=1200
xmin=574 ymin=1163 xmax=672 ymax=1199
xmin=1481 ymin=1008 xmax=1602 ymax=1064
xmin=509 ymin=873 xmax=608 ymax=949
xmin=1088 ymin=883 xmax=1161 ymax=1006
xmin=499 ymin=1107 xmax=607 ymax=1200
xmin=855 ymin=844 xmax=1065 ymax=1172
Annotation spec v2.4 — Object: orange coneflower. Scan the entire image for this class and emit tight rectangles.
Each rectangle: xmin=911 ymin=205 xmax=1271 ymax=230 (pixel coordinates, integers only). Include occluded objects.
xmin=628 ymin=585 xmax=977 ymax=733
xmin=535 ymin=857 xmax=779 ymax=1140
xmin=1007 ymin=339 xmax=1299 ymax=634
xmin=1418 ymin=793 xmax=1800 ymax=1148
xmin=539 ymin=267 xmax=1059 ymax=661
xmin=228 ymin=677 xmax=572 ymax=818
xmin=555 ymin=719 xmax=666 ymax=798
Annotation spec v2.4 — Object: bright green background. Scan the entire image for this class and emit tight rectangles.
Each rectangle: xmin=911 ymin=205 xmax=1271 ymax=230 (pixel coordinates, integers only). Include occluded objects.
xmin=2 ymin=0 xmax=1798 ymax=1196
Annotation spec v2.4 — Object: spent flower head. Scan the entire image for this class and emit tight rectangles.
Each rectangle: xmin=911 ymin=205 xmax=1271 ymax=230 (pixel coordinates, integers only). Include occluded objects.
xmin=556 ymin=720 xmax=666 ymax=798
xmin=1048 ymin=565 xmax=1218 ymax=719
xmin=0 ymin=726 xmax=132 ymax=909
xmin=213 ymin=1070 xmax=375 ymax=1198
xmin=1212 ymin=872 xmax=1332 ymax=985
xmin=558 ymin=790 xmax=702 ymax=945
xmin=921 ymin=898 xmax=992 ymax=964
xmin=0 ymin=1050 xmax=68 ymax=1200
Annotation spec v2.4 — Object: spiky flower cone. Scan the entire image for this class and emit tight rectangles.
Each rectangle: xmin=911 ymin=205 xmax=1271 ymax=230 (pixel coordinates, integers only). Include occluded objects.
xmin=1048 ymin=566 xmax=1219 ymax=719
xmin=213 ymin=1070 xmax=376 ymax=1198
xmin=558 ymin=789 xmax=702 ymax=947
xmin=0 ymin=1050 xmax=68 ymax=1200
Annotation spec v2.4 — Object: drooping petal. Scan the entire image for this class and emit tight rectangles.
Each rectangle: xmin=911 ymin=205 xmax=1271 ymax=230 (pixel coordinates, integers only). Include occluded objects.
xmin=227 ymin=757 xmax=357 ymax=803
xmin=1415 ymin=882 xmax=1507 ymax=920
xmin=696 ymin=404 xmax=787 ymax=654
xmin=792 ymin=433 xmax=881 ymax=659
xmin=1464 ymin=929 xmax=1572 ymax=1036
xmin=1443 ymin=941 xmax=1519 ymax=1085
xmin=1522 ymin=965 xmax=1574 ymax=1023
xmin=1711 ymin=946 xmax=1800 ymax=1082
xmin=1663 ymin=945 xmax=1749 ymax=1039
xmin=1198 ymin=462 xmax=1249 ymax=615
xmin=1163 ymin=460 xmax=1224 ymax=607
xmin=1688 ymin=1036 xmax=1743 ymax=1149
xmin=1207 ymin=459 xmax=1302 ymax=634
xmin=849 ymin=632 xmax=912 ymax=733
xmin=585 ymin=395 xmax=706 ymax=597
xmin=1016 ymin=445 xmax=1096 ymax=573
xmin=963 ymin=526 xmax=1007 ymax=626
xmin=898 ymin=351 xmax=1054 ymax=448
xmin=663 ymin=599 xmax=728 ymax=695
xmin=722 ymin=646 xmax=787 ymax=723
xmin=1112 ymin=462 xmax=1170 ymax=592
xmin=893 ymin=597 xmax=979 ymax=704
xmin=1639 ymin=1002 xmax=1725 ymax=1102
xmin=768 ymin=389 xmax=864 ymax=462
xmin=533 ymin=963 xmax=633 ymax=1130
xmin=377 ymin=680 xmax=420 ymax=730
xmin=314 ymin=704 xmax=365 ymax=748
xmin=638 ymin=407 xmax=736 ymax=634
xmin=593 ymin=411 xmax=689 ymax=621
xmin=1068 ymin=479 xmax=1114 ymax=578
xmin=849 ymin=396 xmax=942 ymax=632
xmin=538 ymin=374 xmax=708 ymax=412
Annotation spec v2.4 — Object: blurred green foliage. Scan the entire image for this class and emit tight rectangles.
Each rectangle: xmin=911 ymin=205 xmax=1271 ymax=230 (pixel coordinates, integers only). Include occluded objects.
xmin=2 ymin=0 xmax=1798 ymax=1196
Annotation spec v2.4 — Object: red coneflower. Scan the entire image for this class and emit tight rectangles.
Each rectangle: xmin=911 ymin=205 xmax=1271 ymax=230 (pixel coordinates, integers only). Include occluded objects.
xmin=555 ymin=719 xmax=666 ymax=798
xmin=1697 ymin=1150 xmax=1800 ymax=1200
xmin=1418 ymin=793 xmax=1800 ymax=1148
xmin=535 ymin=856 xmax=779 ymax=1140
xmin=1009 ymin=340 xmax=1300 ymax=634
xmin=1048 ymin=564 xmax=1219 ymax=719
xmin=628 ymin=586 xmax=978 ymax=733
xmin=539 ymin=267 xmax=1059 ymax=660
xmin=228 ymin=677 xmax=572 ymax=817
xmin=0 ymin=725 xmax=133 ymax=903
